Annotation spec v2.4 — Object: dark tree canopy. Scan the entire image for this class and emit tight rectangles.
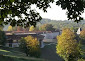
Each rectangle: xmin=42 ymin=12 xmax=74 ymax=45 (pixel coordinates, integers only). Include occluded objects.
xmin=0 ymin=31 xmax=6 ymax=46
xmin=0 ymin=0 xmax=85 ymax=27
xmin=56 ymin=0 xmax=85 ymax=22
xmin=0 ymin=0 xmax=54 ymax=27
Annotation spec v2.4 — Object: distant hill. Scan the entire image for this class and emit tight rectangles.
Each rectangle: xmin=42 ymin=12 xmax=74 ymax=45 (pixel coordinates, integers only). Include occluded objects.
xmin=3 ymin=18 xmax=85 ymax=31
xmin=37 ymin=18 xmax=85 ymax=30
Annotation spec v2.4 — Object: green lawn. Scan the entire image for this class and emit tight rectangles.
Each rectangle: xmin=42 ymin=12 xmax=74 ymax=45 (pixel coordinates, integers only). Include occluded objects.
xmin=0 ymin=47 xmax=45 ymax=61
xmin=40 ymin=43 xmax=63 ymax=61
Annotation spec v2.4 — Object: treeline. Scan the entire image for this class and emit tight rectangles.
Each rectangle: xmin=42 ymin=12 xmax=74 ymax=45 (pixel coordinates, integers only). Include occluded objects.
xmin=3 ymin=18 xmax=85 ymax=31
xmin=37 ymin=18 xmax=85 ymax=31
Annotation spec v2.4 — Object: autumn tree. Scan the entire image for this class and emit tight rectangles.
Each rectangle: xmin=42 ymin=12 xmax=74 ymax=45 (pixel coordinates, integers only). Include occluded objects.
xmin=56 ymin=28 xmax=80 ymax=61
xmin=80 ymin=29 xmax=85 ymax=44
xmin=17 ymin=26 xmax=23 ymax=31
xmin=39 ymin=24 xmax=55 ymax=31
xmin=7 ymin=25 xmax=13 ymax=31
xmin=19 ymin=36 xmax=40 ymax=57
xmin=29 ymin=26 xmax=35 ymax=31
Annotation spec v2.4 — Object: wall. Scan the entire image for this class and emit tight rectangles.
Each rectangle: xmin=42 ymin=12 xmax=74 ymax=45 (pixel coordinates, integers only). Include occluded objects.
xmin=42 ymin=32 xmax=60 ymax=39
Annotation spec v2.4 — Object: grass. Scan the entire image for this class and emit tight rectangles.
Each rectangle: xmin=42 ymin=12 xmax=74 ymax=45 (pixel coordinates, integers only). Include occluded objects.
xmin=0 ymin=47 xmax=45 ymax=61
xmin=41 ymin=42 xmax=85 ymax=61
xmin=40 ymin=43 xmax=63 ymax=61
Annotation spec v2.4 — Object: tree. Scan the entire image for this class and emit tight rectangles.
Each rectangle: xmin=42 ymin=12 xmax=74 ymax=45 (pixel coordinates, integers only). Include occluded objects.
xmin=80 ymin=29 xmax=85 ymax=44
xmin=0 ymin=0 xmax=85 ymax=27
xmin=29 ymin=26 xmax=35 ymax=31
xmin=0 ymin=31 xmax=6 ymax=46
xmin=39 ymin=24 xmax=55 ymax=31
xmin=19 ymin=38 xmax=28 ymax=56
xmin=56 ymin=0 xmax=85 ymax=23
xmin=7 ymin=25 xmax=13 ymax=31
xmin=56 ymin=28 xmax=80 ymax=61
xmin=0 ymin=26 xmax=3 ymax=31
xmin=19 ymin=36 xmax=40 ymax=57
xmin=17 ymin=26 xmax=23 ymax=31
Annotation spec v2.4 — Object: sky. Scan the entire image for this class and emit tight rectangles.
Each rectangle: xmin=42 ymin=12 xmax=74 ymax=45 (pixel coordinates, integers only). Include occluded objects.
xmin=31 ymin=2 xmax=85 ymax=21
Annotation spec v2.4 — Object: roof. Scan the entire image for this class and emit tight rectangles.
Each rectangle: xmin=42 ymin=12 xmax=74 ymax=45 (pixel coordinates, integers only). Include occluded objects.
xmin=77 ymin=28 xmax=82 ymax=35
xmin=4 ymin=30 xmax=60 ymax=35
xmin=6 ymin=34 xmax=44 ymax=41
xmin=4 ymin=31 xmax=52 ymax=35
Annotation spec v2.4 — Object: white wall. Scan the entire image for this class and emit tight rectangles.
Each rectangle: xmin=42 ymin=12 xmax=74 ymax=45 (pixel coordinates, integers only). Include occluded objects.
xmin=12 ymin=43 xmax=19 ymax=47
xmin=5 ymin=43 xmax=19 ymax=47
xmin=42 ymin=32 xmax=60 ymax=39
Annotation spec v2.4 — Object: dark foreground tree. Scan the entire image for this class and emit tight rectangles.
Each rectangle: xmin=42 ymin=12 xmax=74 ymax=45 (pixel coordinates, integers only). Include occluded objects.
xmin=56 ymin=28 xmax=80 ymax=61
xmin=19 ymin=36 xmax=40 ymax=57
xmin=0 ymin=31 xmax=6 ymax=46
xmin=56 ymin=0 xmax=85 ymax=22
xmin=0 ymin=0 xmax=85 ymax=27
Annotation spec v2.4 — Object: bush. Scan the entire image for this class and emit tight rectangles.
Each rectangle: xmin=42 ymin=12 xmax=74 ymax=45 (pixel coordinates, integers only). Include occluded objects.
xmin=19 ymin=36 xmax=40 ymax=57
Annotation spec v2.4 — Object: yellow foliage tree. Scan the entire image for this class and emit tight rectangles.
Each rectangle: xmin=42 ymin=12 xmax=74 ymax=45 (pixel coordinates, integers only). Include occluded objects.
xmin=29 ymin=26 xmax=35 ymax=31
xmin=19 ymin=35 xmax=40 ymax=57
xmin=80 ymin=29 xmax=85 ymax=44
xmin=7 ymin=25 xmax=13 ymax=31
xmin=56 ymin=28 xmax=80 ymax=61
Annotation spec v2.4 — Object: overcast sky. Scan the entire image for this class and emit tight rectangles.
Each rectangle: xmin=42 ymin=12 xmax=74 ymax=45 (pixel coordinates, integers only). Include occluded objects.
xmin=31 ymin=2 xmax=85 ymax=21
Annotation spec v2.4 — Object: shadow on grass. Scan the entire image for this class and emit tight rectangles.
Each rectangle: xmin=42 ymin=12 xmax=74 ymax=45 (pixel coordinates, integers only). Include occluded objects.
xmin=0 ymin=47 xmax=45 ymax=61
xmin=0 ymin=55 xmax=39 ymax=61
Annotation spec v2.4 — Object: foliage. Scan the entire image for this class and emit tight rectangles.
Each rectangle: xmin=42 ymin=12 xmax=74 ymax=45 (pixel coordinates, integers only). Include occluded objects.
xmin=17 ymin=26 xmax=23 ymax=31
xmin=56 ymin=0 xmax=85 ymax=23
xmin=39 ymin=24 xmax=55 ymax=31
xmin=19 ymin=36 xmax=40 ymax=57
xmin=29 ymin=26 xmax=35 ymax=31
xmin=0 ymin=0 xmax=85 ymax=27
xmin=37 ymin=19 xmax=85 ymax=30
xmin=0 ymin=0 xmax=54 ymax=27
xmin=56 ymin=28 xmax=80 ymax=61
xmin=19 ymin=38 xmax=28 ymax=56
xmin=80 ymin=29 xmax=85 ymax=40
xmin=7 ymin=25 xmax=13 ymax=31
xmin=0 ymin=26 xmax=3 ymax=31
xmin=80 ymin=29 xmax=85 ymax=44
xmin=78 ymin=58 xmax=85 ymax=61
xmin=0 ymin=31 xmax=6 ymax=46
